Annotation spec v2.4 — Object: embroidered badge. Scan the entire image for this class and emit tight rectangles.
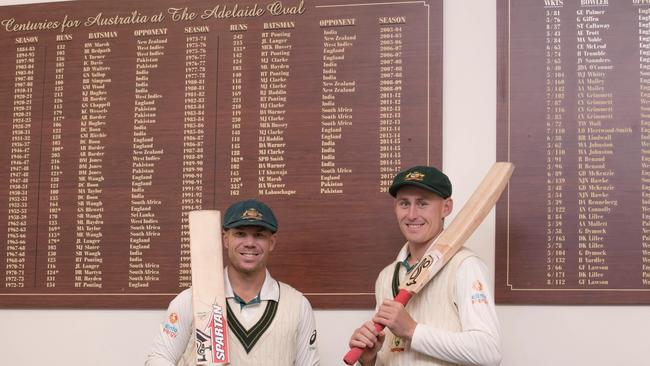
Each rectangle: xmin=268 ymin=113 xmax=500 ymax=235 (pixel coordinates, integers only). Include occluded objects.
xmin=390 ymin=335 xmax=406 ymax=353
xmin=471 ymin=280 xmax=488 ymax=304
xmin=241 ymin=208 xmax=263 ymax=220
xmin=404 ymin=171 xmax=425 ymax=182
xmin=169 ymin=312 xmax=178 ymax=324
xmin=472 ymin=280 xmax=484 ymax=291
xmin=309 ymin=330 xmax=317 ymax=346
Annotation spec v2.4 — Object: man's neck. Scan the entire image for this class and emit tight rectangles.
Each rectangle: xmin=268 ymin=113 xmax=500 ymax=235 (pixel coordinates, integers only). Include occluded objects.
xmin=407 ymin=242 xmax=428 ymax=264
xmin=228 ymin=266 xmax=266 ymax=303
xmin=407 ymin=231 xmax=442 ymax=263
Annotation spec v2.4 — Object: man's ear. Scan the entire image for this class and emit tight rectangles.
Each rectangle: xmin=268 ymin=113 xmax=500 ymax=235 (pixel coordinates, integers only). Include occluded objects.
xmin=442 ymin=198 xmax=453 ymax=218
xmin=268 ymin=233 xmax=277 ymax=252
xmin=222 ymin=230 xmax=229 ymax=248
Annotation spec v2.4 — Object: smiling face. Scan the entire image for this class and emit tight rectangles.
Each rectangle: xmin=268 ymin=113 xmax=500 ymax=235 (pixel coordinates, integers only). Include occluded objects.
xmin=394 ymin=185 xmax=453 ymax=247
xmin=223 ymin=226 xmax=276 ymax=276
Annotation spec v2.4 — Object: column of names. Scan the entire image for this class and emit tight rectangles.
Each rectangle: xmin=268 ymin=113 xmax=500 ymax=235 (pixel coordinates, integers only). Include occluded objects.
xmin=575 ymin=5 xmax=617 ymax=286
xmin=74 ymin=32 xmax=115 ymax=289
xmin=258 ymin=22 xmax=295 ymax=196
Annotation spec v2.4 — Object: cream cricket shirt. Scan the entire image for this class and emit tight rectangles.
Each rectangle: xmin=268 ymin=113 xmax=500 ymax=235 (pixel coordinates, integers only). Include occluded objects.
xmin=146 ymin=268 xmax=319 ymax=366
xmin=373 ymin=245 xmax=501 ymax=366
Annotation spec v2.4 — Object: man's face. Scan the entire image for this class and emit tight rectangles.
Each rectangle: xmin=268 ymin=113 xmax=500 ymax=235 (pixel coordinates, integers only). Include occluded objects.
xmin=223 ymin=226 xmax=276 ymax=275
xmin=394 ymin=186 xmax=453 ymax=246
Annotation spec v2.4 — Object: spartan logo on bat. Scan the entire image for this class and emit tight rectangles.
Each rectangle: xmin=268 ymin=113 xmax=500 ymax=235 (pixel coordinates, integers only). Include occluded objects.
xmin=209 ymin=304 xmax=227 ymax=361
xmin=405 ymin=256 xmax=432 ymax=286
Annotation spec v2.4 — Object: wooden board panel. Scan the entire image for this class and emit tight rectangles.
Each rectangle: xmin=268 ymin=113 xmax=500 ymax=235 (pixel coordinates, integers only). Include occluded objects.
xmin=497 ymin=0 xmax=650 ymax=304
xmin=0 ymin=0 xmax=442 ymax=308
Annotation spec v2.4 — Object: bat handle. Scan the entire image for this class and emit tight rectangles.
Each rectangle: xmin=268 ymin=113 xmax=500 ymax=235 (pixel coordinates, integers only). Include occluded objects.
xmin=343 ymin=289 xmax=413 ymax=365
xmin=393 ymin=288 xmax=413 ymax=306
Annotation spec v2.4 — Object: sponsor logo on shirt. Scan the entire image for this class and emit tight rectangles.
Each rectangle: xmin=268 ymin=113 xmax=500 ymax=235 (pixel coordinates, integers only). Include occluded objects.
xmin=163 ymin=323 xmax=178 ymax=338
xmin=471 ymin=280 xmax=488 ymax=304
xmin=309 ymin=330 xmax=317 ymax=346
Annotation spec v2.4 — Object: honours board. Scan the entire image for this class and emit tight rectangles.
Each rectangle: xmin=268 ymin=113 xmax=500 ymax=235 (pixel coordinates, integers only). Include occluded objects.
xmin=497 ymin=0 xmax=650 ymax=304
xmin=0 ymin=0 xmax=442 ymax=308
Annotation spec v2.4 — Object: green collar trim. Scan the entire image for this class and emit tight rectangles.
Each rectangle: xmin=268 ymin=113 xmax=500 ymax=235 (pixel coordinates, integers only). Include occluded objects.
xmin=393 ymin=254 xmax=420 ymax=297
xmin=401 ymin=255 xmax=416 ymax=272
xmin=227 ymin=282 xmax=280 ymax=353
xmin=232 ymin=293 xmax=261 ymax=310
xmin=391 ymin=262 xmax=401 ymax=298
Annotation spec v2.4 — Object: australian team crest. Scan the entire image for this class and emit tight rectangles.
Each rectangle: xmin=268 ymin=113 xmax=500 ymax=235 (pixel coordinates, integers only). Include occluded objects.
xmin=241 ymin=208 xmax=263 ymax=221
xmin=390 ymin=334 xmax=406 ymax=353
xmin=404 ymin=171 xmax=425 ymax=182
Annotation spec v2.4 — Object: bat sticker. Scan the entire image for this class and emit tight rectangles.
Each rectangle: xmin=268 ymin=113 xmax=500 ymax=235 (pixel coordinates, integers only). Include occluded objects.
xmin=405 ymin=257 xmax=431 ymax=286
xmin=405 ymin=250 xmax=442 ymax=287
xmin=195 ymin=329 xmax=211 ymax=363
xmin=209 ymin=303 xmax=227 ymax=362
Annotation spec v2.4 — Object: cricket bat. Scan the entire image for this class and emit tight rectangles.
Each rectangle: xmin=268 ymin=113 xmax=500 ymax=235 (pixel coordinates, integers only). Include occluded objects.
xmin=343 ymin=162 xmax=514 ymax=365
xmin=190 ymin=210 xmax=229 ymax=365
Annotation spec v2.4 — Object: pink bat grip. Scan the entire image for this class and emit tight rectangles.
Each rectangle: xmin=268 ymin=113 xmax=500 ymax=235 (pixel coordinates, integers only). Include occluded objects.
xmin=342 ymin=289 xmax=413 ymax=365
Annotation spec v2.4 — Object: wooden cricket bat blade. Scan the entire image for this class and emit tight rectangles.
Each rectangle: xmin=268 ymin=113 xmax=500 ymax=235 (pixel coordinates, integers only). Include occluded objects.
xmin=190 ymin=210 xmax=229 ymax=365
xmin=343 ymin=162 xmax=514 ymax=365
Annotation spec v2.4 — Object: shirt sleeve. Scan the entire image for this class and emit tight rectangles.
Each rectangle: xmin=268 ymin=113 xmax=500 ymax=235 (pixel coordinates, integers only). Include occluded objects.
xmin=409 ymin=256 xmax=502 ymax=366
xmin=145 ymin=289 xmax=193 ymax=366
xmin=294 ymin=296 xmax=320 ymax=366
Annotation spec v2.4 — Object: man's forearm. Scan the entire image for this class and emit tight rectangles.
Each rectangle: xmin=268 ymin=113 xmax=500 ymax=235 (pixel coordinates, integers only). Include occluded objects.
xmin=410 ymin=326 xmax=501 ymax=366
